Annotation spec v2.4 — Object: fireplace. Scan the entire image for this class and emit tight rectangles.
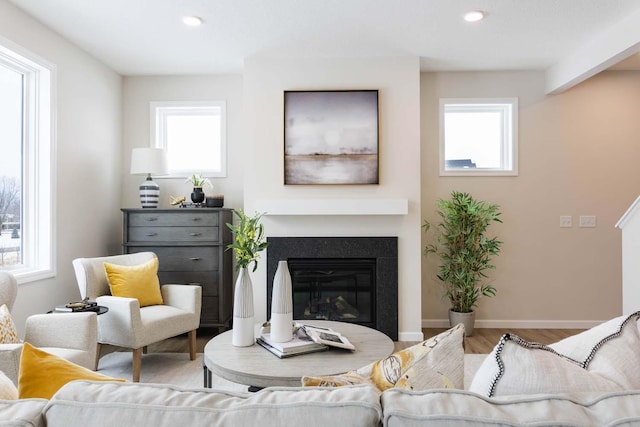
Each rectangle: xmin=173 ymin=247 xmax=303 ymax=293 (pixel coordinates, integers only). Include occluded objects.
xmin=266 ymin=237 xmax=398 ymax=340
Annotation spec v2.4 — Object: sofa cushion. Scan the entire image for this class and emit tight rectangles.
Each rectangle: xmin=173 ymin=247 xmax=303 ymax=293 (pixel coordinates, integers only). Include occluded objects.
xmin=104 ymin=258 xmax=163 ymax=307
xmin=45 ymin=381 xmax=382 ymax=427
xmin=382 ymin=388 xmax=640 ymax=427
xmin=469 ymin=312 xmax=640 ymax=397
xmin=0 ymin=399 xmax=48 ymax=427
xmin=18 ymin=342 xmax=125 ymax=399
xmin=0 ymin=304 xmax=20 ymax=344
xmin=302 ymin=324 xmax=465 ymax=391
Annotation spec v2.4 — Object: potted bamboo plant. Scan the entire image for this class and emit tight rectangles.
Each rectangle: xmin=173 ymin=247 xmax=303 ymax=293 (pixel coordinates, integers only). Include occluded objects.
xmin=423 ymin=191 xmax=502 ymax=336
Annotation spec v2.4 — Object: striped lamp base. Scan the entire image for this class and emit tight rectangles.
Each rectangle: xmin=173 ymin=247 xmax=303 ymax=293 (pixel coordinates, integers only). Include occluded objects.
xmin=139 ymin=178 xmax=160 ymax=208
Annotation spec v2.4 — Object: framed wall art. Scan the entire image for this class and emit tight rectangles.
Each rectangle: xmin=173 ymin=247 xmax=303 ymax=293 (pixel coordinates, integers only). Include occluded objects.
xmin=284 ymin=90 xmax=379 ymax=185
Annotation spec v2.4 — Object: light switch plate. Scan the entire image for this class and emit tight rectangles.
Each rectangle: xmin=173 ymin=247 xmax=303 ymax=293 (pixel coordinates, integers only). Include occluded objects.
xmin=579 ymin=215 xmax=596 ymax=228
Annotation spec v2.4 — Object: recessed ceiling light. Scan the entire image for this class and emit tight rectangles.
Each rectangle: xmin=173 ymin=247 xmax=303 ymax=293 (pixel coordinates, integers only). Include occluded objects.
xmin=464 ymin=10 xmax=485 ymax=22
xmin=182 ymin=16 xmax=203 ymax=27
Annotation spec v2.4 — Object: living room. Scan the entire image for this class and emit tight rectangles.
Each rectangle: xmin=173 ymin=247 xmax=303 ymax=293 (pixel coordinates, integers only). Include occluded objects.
xmin=2 ymin=0 xmax=640 ymax=347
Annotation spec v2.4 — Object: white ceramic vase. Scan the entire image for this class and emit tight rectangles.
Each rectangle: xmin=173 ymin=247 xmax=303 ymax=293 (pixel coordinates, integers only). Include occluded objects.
xmin=270 ymin=260 xmax=293 ymax=342
xmin=232 ymin=267 xmax=255 ymax=347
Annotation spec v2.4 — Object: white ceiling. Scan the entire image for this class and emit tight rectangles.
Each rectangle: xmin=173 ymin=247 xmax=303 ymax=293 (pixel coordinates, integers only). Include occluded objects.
xmin=8 ymin=0 xmax=640 ymax=76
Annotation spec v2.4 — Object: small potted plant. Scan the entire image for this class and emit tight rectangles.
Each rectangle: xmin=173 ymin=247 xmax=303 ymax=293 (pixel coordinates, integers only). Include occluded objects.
xmin=423 ymin=191 xmax=502 ymax=336
xmin=185 ymin=174 xmax=212 ymax=204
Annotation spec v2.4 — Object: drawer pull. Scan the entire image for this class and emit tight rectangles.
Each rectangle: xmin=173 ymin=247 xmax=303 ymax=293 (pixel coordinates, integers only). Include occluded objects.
xmin=145 ymin=232 xmax=158 ymax=237
xmin=189 ymin=233 xmax=202 ymax=237
xmin=145 ymin=217 xmax=158 ymax=222
xmin=191 ymin=217 xmax=202 ymax=222
xmin=189 ymin=257 xmax=201 ymax=261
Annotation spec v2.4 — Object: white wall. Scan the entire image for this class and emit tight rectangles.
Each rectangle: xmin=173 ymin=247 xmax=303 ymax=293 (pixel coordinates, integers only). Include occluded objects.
xmin=243 ymin=57 xmax=423 ymax=341
xmin=0 ymin=1 xmax=122 ymax=334
xmin=121 ymin=75 xmax=244 ymax=210
xmin=421 ymin=70 xmax=640 ymax=327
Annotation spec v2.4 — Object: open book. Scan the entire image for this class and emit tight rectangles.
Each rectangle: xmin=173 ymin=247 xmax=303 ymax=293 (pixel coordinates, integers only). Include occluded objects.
xmin=296 ymin=323 xmax=356 ymax=351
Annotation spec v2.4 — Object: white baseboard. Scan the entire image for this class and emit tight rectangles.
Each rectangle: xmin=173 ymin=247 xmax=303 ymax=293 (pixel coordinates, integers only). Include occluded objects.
xmin=397 ymin=331 xmax=425 ymax=342
xmin=422 ymin=318 xmax=603 ymax=329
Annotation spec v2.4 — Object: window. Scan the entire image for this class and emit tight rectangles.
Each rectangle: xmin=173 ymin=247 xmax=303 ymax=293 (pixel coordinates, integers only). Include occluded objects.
xmin=0 ymin=37 xmax=55 ymax=283
xmin=151 ymin=101 xmax=227 ymax=177
xmin=440 ymin=98 xmax=518 ymax=176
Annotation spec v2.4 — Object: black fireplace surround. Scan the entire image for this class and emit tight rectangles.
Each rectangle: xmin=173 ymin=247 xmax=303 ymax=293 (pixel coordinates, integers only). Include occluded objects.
xmin=266 ymin=237 xmax=398 ymax=340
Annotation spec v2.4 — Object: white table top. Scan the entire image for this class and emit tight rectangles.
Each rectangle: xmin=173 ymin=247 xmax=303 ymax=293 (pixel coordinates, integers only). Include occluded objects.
xmin=204 ymin=320 xmax=394 ymax=388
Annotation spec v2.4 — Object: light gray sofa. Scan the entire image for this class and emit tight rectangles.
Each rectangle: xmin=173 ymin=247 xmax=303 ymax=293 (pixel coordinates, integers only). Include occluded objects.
xmin=3 ymin=353 xmax=640 ymax=427
xmin=6 ymin=380 xmax=640 ymax=427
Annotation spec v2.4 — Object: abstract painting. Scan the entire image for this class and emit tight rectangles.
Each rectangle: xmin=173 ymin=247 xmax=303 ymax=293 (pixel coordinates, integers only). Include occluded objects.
xmin=284 ymin=90 xmax=379 ymax=185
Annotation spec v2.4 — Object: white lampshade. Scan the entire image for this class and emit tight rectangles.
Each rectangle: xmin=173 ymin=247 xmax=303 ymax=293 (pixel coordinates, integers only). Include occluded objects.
xmin=130 ymin=148 xmax=168 ymax=208
xmin=130 ymin=148 xmax=168 ymax=176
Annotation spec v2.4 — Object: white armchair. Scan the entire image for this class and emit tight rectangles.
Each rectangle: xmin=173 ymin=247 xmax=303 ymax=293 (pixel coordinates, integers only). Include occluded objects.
xmin=0 ymin=271 xmax=98 ymax=385
xmin=72 ymin=252 xmax=201 ymax=382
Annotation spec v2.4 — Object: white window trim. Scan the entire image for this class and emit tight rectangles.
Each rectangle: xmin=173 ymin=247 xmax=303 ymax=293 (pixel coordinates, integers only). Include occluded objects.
xmin=0 ymin=35 xmax=56 ymax=284
xmin=150 ymin=100 xmax=227 ymax=178
xmin=439 ymin=97 xmax=518 ymax=177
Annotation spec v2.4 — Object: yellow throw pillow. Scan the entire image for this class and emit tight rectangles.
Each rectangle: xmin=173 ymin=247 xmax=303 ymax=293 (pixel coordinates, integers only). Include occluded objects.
xmin=104 ymin=258 xmax=164 ymax=307
xmin=18 ymin=342 xmax=126 ymax=399
xmin=0 ymin=304 xmax=20 ymax=344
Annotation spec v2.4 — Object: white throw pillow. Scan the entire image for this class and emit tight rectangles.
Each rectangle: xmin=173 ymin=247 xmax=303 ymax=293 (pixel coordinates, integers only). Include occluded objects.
xmin=0 ymin=370 xmax=18 ymax=400
xmin=469 ymin=312 xmax=640 ymax=397
xmin=302 ymin=323 xmax=465 ymax=391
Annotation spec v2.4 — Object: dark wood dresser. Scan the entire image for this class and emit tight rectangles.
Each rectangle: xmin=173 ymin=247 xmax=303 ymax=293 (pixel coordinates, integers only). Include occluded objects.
xmin=121 ymin=208 xmax=233 ymax=329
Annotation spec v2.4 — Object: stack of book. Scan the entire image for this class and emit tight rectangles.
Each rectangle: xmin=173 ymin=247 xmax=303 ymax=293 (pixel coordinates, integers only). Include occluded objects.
xmin=53 ymin=300 xmax=99 ymax=313
xmin=256 ymin=332 xmax=328 ymax=358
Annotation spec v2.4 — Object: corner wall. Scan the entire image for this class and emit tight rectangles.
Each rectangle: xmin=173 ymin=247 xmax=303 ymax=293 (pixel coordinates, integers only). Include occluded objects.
xmin=243 ymin=57 xmax=423 ymax=341
xmin=0 ymin=1 xmax=122 ymax=333
xmin=121 ymin=75 xmax=244 ymax=210
xmin=421 ymin=70 xmax=640 ymax=327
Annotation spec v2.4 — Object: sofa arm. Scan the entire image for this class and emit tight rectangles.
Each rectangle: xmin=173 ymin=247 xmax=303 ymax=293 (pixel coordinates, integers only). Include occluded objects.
xmin=161 ymin=284 xmax=202 ymax=317
xmin=25 ymin=313 xmax=97 ymax=352
xmin=0 ymin=344 xmax=22 ymax=385
xmin=95 ymin=296 xmax=143 ymax=348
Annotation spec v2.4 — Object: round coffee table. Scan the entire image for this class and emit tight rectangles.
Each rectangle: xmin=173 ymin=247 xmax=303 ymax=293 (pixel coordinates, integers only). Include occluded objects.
xmin=203 ymin=320 xmax=394 ymax=389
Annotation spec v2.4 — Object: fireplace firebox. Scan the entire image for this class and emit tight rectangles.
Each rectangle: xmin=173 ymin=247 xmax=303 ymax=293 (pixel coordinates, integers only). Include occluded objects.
xmin=266 ymin=237 xmax=398 ymax=340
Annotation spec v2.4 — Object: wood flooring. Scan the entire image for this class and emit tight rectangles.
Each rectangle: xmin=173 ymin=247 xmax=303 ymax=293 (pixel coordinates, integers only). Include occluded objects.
xmin=144 ymin=327 xmax=585 ymax=355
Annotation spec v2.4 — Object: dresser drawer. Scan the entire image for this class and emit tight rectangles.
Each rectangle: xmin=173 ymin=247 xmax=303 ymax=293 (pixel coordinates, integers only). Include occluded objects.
xmin=159 ymin=271 xmax=219 ymax=297
xmin=128 ymin=226 xmax=219 ymax=242
xmin=123 ymin=208 xmax=233 ymax=329
xmin=201 ymin=296 xmax=221 ymax=325
xmin=128 ymin=246 xmax=218 ymax=271
xmin=128 ymin=212 xmax=220 ymax=227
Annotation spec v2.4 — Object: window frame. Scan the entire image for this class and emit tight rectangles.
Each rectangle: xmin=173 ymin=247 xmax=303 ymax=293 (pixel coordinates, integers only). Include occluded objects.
xmin=439 ymin=97 xmax=518 ymax=177
xmin=150 ymin=100 xmax=227 ymax=178
xmin=0 ymin=36 xmax=56 ymax=284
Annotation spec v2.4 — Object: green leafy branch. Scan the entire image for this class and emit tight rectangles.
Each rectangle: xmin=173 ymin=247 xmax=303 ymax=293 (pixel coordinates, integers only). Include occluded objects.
xmin=225 ymin=209 xmax=269 ymax=272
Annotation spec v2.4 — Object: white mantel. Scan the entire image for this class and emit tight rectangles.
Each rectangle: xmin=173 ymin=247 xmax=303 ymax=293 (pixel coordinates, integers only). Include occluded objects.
xmin=255 ymin=199 xmax=409 ymax=216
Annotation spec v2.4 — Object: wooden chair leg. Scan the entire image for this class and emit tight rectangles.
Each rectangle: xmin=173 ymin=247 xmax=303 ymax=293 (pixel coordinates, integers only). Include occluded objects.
xmin=143 ymin=345 xmax=148 ymax=354
xmin=94 ymin=343 xmax=102 ymax=371
xmin=188 ymin=330 xmax=197 ymax=360
xmin=132 ymin=348 xmax=143 ymax=382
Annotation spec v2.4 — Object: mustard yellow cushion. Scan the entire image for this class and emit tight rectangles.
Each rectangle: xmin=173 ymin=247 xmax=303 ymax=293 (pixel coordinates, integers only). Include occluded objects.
xmin=0 ymin=304 xmax=20 ymax=344
xmin=18 ymin=342 xmax=126 ymax=399
xmin=104 ymin=258 xmax=164 ymax=307
xmin=302 ymin=323 xmax=465 ymax=391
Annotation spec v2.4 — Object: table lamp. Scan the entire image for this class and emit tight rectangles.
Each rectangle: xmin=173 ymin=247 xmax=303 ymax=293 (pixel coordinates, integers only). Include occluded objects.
xmin=130 ymin=147 xmax=168 ymax=208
